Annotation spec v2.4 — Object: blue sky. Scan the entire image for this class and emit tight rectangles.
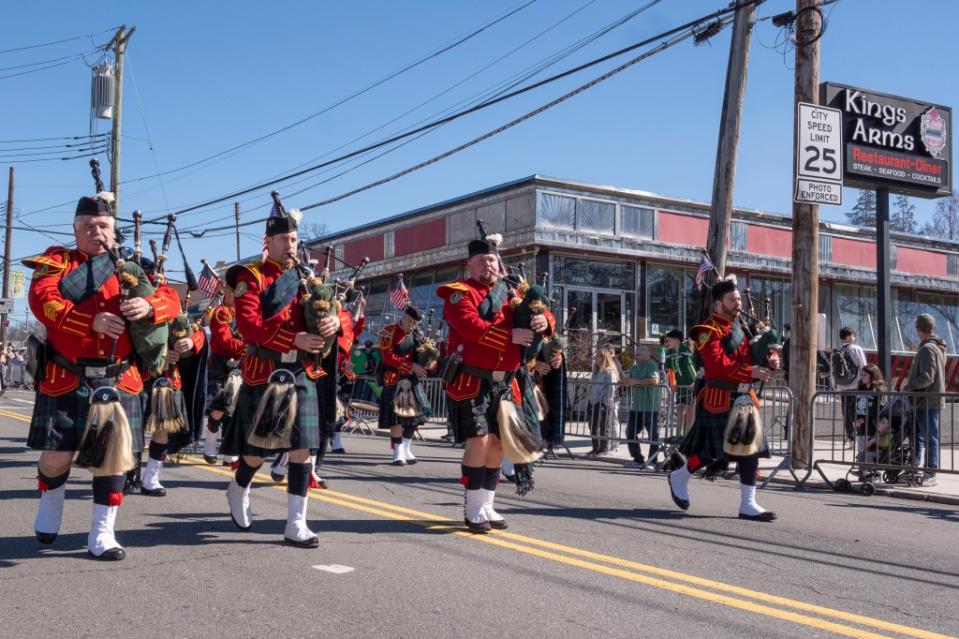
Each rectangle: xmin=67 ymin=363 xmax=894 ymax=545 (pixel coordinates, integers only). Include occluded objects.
xmin=0 ymin=0 xmax=955 ymax=289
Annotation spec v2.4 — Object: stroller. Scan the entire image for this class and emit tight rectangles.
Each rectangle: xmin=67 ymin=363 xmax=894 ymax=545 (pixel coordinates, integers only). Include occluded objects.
xmin=836 ymin=396 xmax=918 ymax=494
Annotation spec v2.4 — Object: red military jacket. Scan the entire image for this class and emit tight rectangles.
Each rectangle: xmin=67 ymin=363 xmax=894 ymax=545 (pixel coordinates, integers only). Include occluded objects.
xmin=26 ymin=246 xmax=178 ymax=396
xmin=436 ymin=278 xmax=554 ymax=401
xmin=233 ymin=257 xmax=354 ymax=385
xmin=690 ymin=312 xmax=755 ymax=415
xmin=209 ymin=304 xmax=245 ymax=359
xmin=378 ymin=323 xmax=415 ymax=387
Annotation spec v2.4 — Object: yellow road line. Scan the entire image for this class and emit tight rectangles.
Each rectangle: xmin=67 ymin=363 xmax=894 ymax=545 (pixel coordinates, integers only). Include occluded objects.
xmin=0 ymin=408 xmax=30 ymax=421
xmin=181 ymin=459 xmax=953 ymax=639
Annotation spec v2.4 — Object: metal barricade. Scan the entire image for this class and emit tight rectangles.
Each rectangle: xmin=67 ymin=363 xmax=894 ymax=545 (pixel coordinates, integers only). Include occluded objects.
xmin=803 ymin=389 xmax=957 ymax=494
xmin=755 ymin=385 xmax=800 ymax=488
xmin=343 ymin=375 xmax=449 ymax=438
xmin=564 ymin=378 xmax=675 ymax=467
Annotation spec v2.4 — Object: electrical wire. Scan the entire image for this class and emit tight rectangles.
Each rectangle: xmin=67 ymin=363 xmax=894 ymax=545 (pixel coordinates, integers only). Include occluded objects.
xmin=185 ymin=15 xmax=729 ymax=237
xmin=121 ymin=0 xmax=540 ymax=185
xmin=152 ymin=1 xmax=739 ymax=223
xmin=0 ymin=26 xmax=119 ymax=55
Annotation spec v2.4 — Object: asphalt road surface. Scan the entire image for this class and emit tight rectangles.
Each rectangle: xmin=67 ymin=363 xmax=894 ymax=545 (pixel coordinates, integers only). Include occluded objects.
xmin=0 ymin=388 xmax=956 ymax=639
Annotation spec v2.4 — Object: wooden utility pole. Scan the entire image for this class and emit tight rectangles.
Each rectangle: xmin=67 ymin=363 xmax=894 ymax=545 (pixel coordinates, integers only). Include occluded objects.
xmin=790 ymin=0 xmax=822 ymax=469
xmin=703 ymin=0 xmax=757 ymax=287
xmin=1 ymin=167 xmax=14 ymax=349
xmin=109 ymin=25 xmax=135 ymax=213
xmin=234 ymin=202 xmax=241 ymax=260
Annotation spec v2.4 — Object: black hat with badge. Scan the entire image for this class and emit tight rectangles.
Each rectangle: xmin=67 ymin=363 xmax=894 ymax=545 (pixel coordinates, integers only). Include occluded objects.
xmin=711 ymin=277 xmax=738 ymax=302
xmin=468 ymin=219 xmax=502 ymax=258
xmin=265 ymin=190 xmax=302 ymax=237
xmin=404 ymin=305 xmax=423 ymax=321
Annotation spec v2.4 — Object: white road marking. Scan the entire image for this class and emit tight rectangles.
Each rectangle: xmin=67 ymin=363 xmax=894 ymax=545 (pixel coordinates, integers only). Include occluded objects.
xmin=312 ymin=564 xmax=355 ymax=575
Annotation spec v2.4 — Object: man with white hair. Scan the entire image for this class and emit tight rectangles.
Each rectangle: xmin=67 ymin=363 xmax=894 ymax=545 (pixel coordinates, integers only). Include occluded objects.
xmin=24 ymin=191 xmax=178 ymax=560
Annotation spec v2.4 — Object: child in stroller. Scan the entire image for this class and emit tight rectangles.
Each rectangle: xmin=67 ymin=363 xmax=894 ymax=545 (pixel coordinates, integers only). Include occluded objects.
xmin=847 ymin=364 xmax=885 ymax=484
xmin=875 ymin=395 xmax=919 ymax=486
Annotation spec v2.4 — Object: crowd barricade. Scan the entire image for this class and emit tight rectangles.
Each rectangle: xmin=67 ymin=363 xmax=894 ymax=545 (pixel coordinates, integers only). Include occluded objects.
xmin=1 ymin=362 xmax=32 ymax=390
xmin=802 ymin=389 xmax=957 ymax=494
xmin=343 ymin=375 xmax=450 ymax=438
xmin=755 ymin=385 xmax=801 ymax=488
xmin=563 ymin=378 xmax=676 ymax=466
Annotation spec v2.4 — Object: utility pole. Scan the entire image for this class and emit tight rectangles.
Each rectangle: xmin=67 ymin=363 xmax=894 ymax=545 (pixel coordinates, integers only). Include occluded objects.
xmin=234 ymin=202 xmax=241 ymax=260
xmin=875 ymin=187 xmax=892 ymax=378
xmin=790 ymin=0 xmax=822 ymax=470
xmin=1 ymin=166 xmax=14 ymax=349
xmin=701 ymin=0 xmax=757 ymax=318
xmin=705 ymin=0 xmax=757 ymax=277
xmin=108 ymin=25 xmax=135 ymax=213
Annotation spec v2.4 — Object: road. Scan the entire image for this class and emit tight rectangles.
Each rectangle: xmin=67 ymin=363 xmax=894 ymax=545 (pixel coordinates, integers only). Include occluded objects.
xmin=0 ymin=388 xmax=956 ymax=639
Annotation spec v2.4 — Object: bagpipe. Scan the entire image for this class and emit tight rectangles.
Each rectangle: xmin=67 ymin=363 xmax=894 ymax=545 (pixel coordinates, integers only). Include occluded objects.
xmin=739 ymin=288 xmax=782 ymax=374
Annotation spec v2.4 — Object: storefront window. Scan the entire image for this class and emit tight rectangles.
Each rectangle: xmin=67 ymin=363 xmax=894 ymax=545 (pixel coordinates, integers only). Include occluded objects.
xmin=553 ymin=256 xmax=633 ymax=289
xmin=747 ymin=277 xmax=791 ymax=329
xmin=834 ymin=284 xmax=877 ymax=350
xmin=621 ymin=205 xmax=653 ymax=238
xmin=896 ymin=290 xmax=959 ymax=354
xmin=577 ymin=199 xmax=615 ymax=233
xmin=647 ymin=266 xmax=683 ymax=337
xmin=538 ymin=193 xmax=576 ymax=229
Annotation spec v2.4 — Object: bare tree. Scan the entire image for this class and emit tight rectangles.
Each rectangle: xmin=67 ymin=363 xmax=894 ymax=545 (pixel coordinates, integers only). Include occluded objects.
xmin=922 ymin=193 xmax=959 ymax=241
xmin=299 ymin=222 xmax=330 ymax=242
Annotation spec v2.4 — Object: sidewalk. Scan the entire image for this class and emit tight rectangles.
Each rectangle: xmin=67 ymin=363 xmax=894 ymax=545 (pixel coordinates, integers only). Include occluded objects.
xmin=353 ymin=417 xmax=959 ymax=507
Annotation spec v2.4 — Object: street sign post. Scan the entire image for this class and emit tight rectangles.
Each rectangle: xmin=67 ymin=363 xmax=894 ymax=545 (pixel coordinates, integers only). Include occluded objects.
xmin=795 ymin=102 xmax=843 ymax=205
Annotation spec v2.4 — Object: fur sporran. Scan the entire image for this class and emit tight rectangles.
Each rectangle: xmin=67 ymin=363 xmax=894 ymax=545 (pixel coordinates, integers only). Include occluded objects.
xmin=75 ymin=387 xmax=136 ymax=477
xmin=145 ymin=379 xmax=185 ymax=435
xmin=223 ymin=370 xmax=243 ymax=416
xmin=723 ymin=394 xmax=765 ymax=457
xmin=247 ymin=370 xmax=297 ymax=451
xmin=393 ymin=379 xmax=418 ymax=418
xmin=497 ymin=397 xmax=542 ymax=464
xmin=533 ymin=384 xmax=549 ymax=421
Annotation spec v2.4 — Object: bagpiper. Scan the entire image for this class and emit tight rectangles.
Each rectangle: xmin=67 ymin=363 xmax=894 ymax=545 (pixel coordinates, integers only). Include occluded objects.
xmin=138 ymin=280 xmax=207 ymax=497
xmin=203 ymin=282 xmax=245 ymax=466
xmin=378 ymin=304 xmax=432 ymax=466
xmin=666 ymin=278 xmax=780 ymax=522
xmin=436 ymin=231 xmax=552 ymax=533
xmin=25 ymin=185 xmax=177 ymax=560
xmin=219 ymin=194 xmax=353 ymax=547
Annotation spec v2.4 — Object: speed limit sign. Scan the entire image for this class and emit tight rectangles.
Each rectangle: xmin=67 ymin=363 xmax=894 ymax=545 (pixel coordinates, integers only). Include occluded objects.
xmin=795 ymin=102 xmax=843 ymax=205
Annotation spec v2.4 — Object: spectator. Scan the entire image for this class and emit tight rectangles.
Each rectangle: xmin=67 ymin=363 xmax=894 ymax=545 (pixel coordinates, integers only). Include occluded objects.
xmin=902 ymin=313 xmax=947 ymax=487
xmin=834 ymin=327 xmax=866 ymax=446
xmin=587 ymin=346 xmax=620 ymax=456
xmin=625 ymin=345 xmax=660 ymax=469
xmin=664 ymin=329 xmax=697 ymax=435
xmin=854 ymin=364 xmax=885 ymax=462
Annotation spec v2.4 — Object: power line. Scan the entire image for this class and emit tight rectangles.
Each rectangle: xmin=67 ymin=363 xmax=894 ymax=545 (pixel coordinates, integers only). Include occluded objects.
xmin=120 ymin=0 xmax=540 ymax=185
xmin=155 ymin=1 xmax=737 ymax=222
xmin=0 ymin=45 xmax=106 ymax=72
xmin=0 ymin=26 xmax=119 ymax=55
xmin=184 ymin=11 xmax=733 ymax=237
xmin=0 ymin=133 xmax=108 ymax=144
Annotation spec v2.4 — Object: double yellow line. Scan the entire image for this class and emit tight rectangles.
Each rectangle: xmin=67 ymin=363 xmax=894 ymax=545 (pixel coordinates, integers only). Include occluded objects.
xmin=0 ymin=405 xmax=951 ymax=639
xmin=183 ymin=459 xmax=952 ymax=639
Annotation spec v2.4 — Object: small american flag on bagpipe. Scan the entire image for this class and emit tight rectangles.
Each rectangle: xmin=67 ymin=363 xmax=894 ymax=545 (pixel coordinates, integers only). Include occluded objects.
xmin=694 ymin=252 xmax=715 ymax=289
xmin=196 ymin=261 xmax=220 ymax=299
xmin=390 ymin=273 xmax=409 ymax=310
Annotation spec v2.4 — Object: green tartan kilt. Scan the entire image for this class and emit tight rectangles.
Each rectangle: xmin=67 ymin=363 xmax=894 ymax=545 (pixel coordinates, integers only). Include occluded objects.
xmin=220 ymin=370 xmax=322 ymax=457
xmin=27 ymin=381 xmax=144 ymax=454
xmin=679 ymin=392 xmax=770 ymax=463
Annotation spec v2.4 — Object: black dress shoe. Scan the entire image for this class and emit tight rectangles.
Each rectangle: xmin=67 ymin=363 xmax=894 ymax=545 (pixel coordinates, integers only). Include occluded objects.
xmin=270 ymin=472 xmax=285 ymax=483
xmin=667 ymin=473 xmax=690 ymax=511
xmin=739 ymin=511 xmax=777 ymax=522
xmin=466 ymin=520 xmax=492 ymax=534
xmin=203 ymin=455 xmax=217 ymax=465
xmin=88 ymin=547 xmax=126 ymax=561
xmin=283 ymin=535 xmax=319 ymax=548
xmin=392 ymin=460 xmax=406 ymax=466
xmin=488 ymin=520 xmax=508 ymax=530
xmin=330 ymin=448 xmax=346 ymax=454
xmin=140 ymin=486 xmax=167 ymax=497
xmin=405 ymin=458 xmax=418 ymax=465
xmin=35 ymin=531 xmax=57 ymax=545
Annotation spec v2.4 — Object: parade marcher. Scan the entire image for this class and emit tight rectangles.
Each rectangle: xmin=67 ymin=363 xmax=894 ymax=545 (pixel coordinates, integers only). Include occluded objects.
xmin=534 ymin=337 xmax=567 ymax=457
xmin=138 ymin=286 xmax=207 ymax=497
xmin=25 ymin=187 xmax=177 ymax=560
xmin=378 ymin=304 xmax=430 ymax=466
xmin=203 ymin=284 xmax=245 ymax=465
xmin=667 ymin=278 xmax=780 ymax=522
xmin=436 ymin=233 xmax=551 ymax=533
xmin=220 ymin=195 xmax=353 ymax=548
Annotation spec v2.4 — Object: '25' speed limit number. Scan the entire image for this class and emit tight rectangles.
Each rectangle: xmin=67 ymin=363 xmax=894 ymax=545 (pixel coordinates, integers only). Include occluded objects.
xmin=797 ymin=103 xmax=843 ymax=182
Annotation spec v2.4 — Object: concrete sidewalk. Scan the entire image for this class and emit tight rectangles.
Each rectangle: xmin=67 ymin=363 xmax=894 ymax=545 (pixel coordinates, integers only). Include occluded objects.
xmin=349 ymin=416 xmax=959 ymax=507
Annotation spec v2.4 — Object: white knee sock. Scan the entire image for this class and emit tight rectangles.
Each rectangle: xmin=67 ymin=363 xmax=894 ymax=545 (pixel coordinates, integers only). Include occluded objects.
xmin=739 ymin=484 xmax=767 ymax=516
xmin=669 ymin=464 xmax=692 ymax=501
xmin=35 ymin=485 xmax=66 ymax=536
